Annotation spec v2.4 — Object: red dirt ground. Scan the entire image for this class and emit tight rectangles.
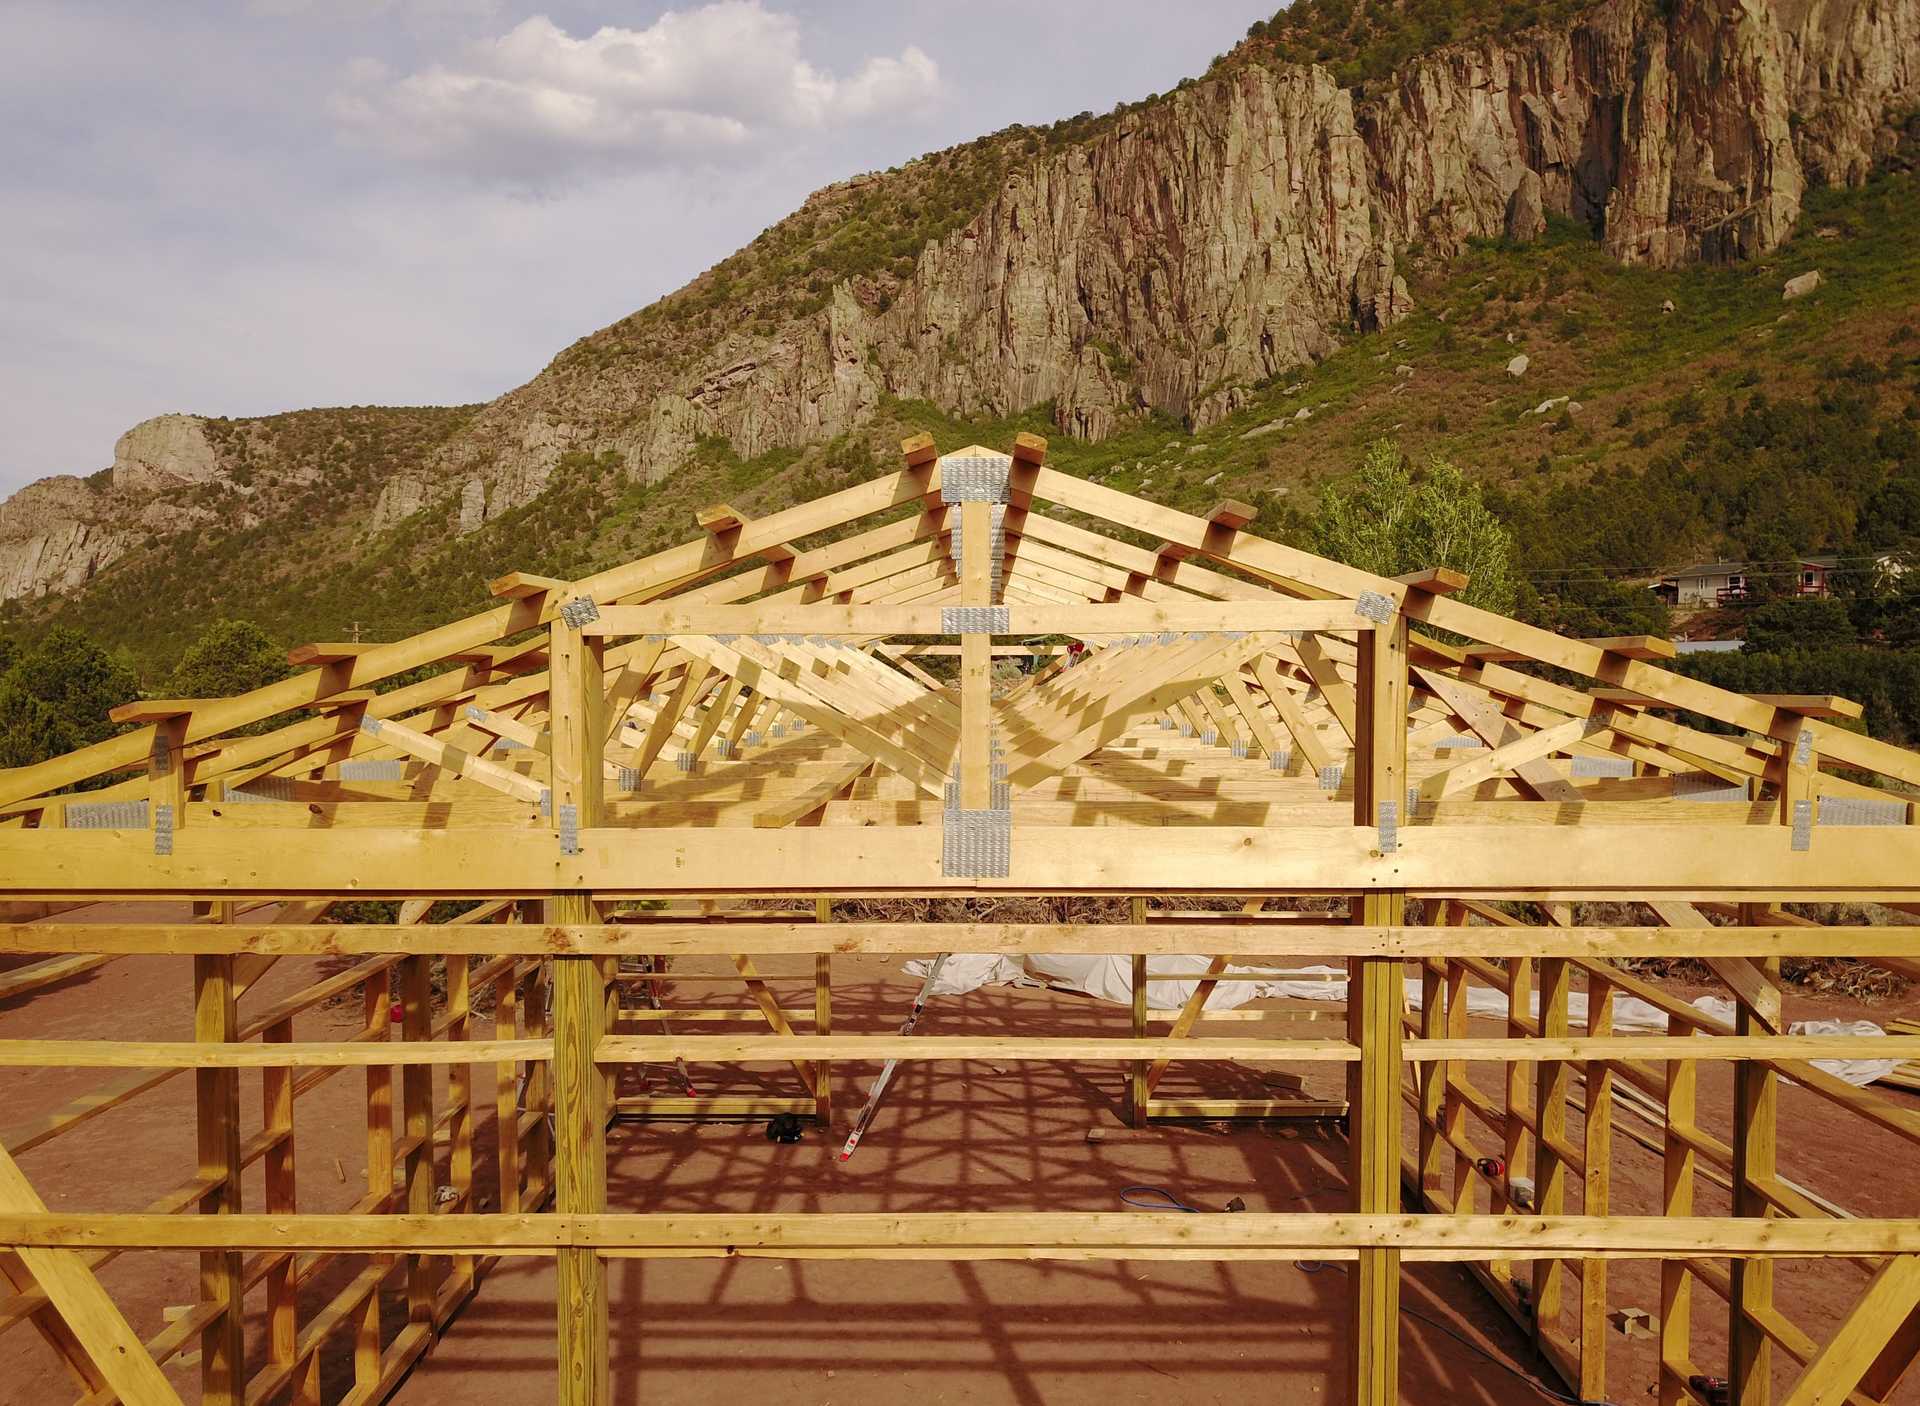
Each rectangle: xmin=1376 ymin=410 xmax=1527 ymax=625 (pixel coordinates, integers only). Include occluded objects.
xmin=5 ymin=917 xmax=1920 ymax=1405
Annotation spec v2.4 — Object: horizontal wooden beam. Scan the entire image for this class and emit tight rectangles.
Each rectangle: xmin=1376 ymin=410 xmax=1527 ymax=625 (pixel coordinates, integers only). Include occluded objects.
xmin=4 ymin=1212 xmax=1920 ymax=1260
xmin=3 ymin=824 xmax=1917 ymax=897
xmin=578 ymin=600 xmax=1372 ymax=637
xmin=0 ymin=1039 xmax=549 ymax=1069
xmin=3 ymin=923 xmax=1917 ymax=959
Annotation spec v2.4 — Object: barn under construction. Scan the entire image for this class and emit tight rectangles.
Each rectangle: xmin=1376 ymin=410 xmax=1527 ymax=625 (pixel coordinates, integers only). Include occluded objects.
xmin=2 ymin=432 xmax=1920 ymax=1406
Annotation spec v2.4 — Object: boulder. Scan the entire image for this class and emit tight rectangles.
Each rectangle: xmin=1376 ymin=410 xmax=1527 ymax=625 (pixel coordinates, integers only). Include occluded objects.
xmin=1783 ymin=271 xmax=1822 ymax=300
xmin=1507 ymin=354 xmax=1531 ymax=377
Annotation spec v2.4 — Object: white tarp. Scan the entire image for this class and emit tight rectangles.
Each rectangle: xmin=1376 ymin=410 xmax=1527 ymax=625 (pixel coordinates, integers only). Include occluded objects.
xmin=903 ymin=955 xmax=1900 ymax=1087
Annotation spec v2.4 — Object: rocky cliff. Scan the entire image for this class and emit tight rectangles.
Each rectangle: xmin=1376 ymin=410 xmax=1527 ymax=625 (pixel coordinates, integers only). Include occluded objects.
xmin=414 ymin=0 xmax=1919 ymax=530
xmin=7 ymin=0 xmax=1917 ymax=598
xmin=0 ymin=416 xmax=224 ymax=601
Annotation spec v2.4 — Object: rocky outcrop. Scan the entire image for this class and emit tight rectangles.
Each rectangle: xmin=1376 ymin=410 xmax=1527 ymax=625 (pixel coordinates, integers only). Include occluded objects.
xmin=0 ymin=415 xmax=230 ymax=601
xmin=423 ymin=0 xmax=1914 ymax=523
xmin=108 ymin=414 xmax=220 ymax=493
xmin=6 ymin=0 xmax=1914 ymax=579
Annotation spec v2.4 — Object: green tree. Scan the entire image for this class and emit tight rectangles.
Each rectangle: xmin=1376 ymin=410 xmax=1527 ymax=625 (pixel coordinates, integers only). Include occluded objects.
xmin=169 ymin=619 xmax=290 ymax=699
xmin=1311 ymin=439 xmax=1519 ymax=614
xmin=1744 ymin=598 xmax=1857 ymax=653
xmin=0 ymin=626 xmax=139 ymax=770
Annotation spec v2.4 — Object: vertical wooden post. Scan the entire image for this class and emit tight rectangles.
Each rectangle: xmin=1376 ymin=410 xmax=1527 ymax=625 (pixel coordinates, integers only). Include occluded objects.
xmin=1731 ymin=714 xmax=1806 ymax=1405
xmin=1417 ymin=957 xmax=1445 ymax=1198
xmin=814 ymin=896 xmax=834 ymax=1126
xmin=1661 ymin=1028 xmax=1700 ymax=1406
xmin=1346 ymin=911 xmax=1403 ymax=1406
xmin=552 ymin=926 xmax=607 ymax=1405
xmin=1444 ymin=951 xmax=1475 ymax=1216
xmin=1533 ymin=955 xmax=1572 ymax=1351
xmin=1347 ymin=608 xmax=1406 ymax=1406
xmin=1130 ymin=897 xmax=1149 ymax=1128
xmin=399 ymin=954 xmax=436 ymax=1326
xmin=358 ymin=966 xmax=393 ymax=1389
xmin=1494 ymin=954 xmax=1533 ymax=1292
xmin=550 ymin=596 xmax=609 ymax=1406
xmin=959 ymin=492 xmax=993 ymax=810
xmin=446 ymin=952 xmax=476 ymax=1304
xmin=1580 ymin=969 xmax=1616 ymax=1404
xmin=194 ymin=944 xmax=244 ymax=1406
xmin=262 ymin=1010 xmax=301 ymax=1398
xmin=1731 ymin=909 xmax=1782 ymax=1406
xmin=495 ymin=959 xmax=523 ymax=1215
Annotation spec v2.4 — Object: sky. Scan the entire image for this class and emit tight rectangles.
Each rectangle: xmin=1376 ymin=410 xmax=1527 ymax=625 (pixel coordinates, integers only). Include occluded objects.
xmin=0 ymin=0 xmax=1270 ymax=495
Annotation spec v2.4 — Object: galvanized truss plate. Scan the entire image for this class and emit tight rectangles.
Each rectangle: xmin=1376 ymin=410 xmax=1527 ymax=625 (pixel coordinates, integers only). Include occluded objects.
xmin=1673 ymin=772 xmax=1746 ymax=803
xmin=1817 ymin=795 xmax=1906 ymax=826
xmin=941 ymin=606 xmax=1010 ymax=635
xmin=1570 ymin=755 xmax=1633 ymax=777
xmin=1790 ymin=798 xmax=1813 ymax=852
xmin=339 ymin=759 xmax=404 ymax=781
xmin=942 ymin=807 xmax=1011 ymax=878
xmin=152 ymin=803 xmax=175 ymax=856
xmin=1376 ymin=799 xmax=1398 ymax=854
xmin=558 ymin=597 xmax=601 ymax=629
xmin=66 ymin=799 xmax=150 ymax=829
xmin=1354 ymin=591 xmax=1396 ymax=624
xmin=222 ymin=777 xmax=296 ymax=803
xmin=558 ymin=803 xmax=581 ymax=855
xmin=939 ymin=454 xmax=1012 ymax=504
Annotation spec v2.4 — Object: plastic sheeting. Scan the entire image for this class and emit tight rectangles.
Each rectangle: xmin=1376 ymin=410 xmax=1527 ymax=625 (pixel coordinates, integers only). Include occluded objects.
xmin=902 ymin=955 xmax=1900 ymax=1087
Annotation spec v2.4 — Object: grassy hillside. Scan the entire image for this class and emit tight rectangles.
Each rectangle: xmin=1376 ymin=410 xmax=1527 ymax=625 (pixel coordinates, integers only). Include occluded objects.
xmin=5 ymin=148 xmax=1916 ymax=681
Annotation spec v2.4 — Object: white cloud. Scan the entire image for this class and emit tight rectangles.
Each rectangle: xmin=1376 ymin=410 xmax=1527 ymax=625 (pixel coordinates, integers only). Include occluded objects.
xmin=331 ymin=3 xmax=940 ymax=187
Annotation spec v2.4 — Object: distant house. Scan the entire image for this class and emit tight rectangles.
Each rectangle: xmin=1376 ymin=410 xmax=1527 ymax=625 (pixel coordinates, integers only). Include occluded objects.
xmin=1657 ymin=561 xmax=1750 ymax=606
xmin=1657 ymin=552 xmax=1908 ymax=606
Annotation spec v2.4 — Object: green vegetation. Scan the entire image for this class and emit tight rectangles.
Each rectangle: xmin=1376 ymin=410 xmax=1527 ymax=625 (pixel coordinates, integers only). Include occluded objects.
xmin=0 ymin=627 xmax=137 ymax=774
xmin=1243 ymin=0 xmax=1593 ymax=89
xmin=4 ymin=74 xmax=1917 ymax=760
xmin=1311 ymin=439 xmax=1519 ymax=613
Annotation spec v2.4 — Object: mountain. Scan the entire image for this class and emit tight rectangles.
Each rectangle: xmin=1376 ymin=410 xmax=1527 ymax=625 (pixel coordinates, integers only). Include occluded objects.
xmin=2 ymin=0 xmax=1917 ymax=670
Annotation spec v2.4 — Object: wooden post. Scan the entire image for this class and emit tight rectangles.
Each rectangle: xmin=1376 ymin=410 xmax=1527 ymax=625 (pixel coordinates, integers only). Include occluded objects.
xmin=1347 ymin=607 xmax=1406 ymax=1406
xmin=550 ymin=597 xmax=609 ymax=1405
xmin=1533 ymin=955 xmax=1572 ymax=1351
xmin=1130 ymin=897 xmax=1148 ymax=1128
xmin=399 ymin=953 xmax=437 ymax=1326
xmin=1661 ymin=1028 xmax=1700 ymax=1406
xmin=194 ymin=943 xmax=245 ymax=1406
xmin=1731 ymin=907 xmax=1782 ymax=1406
xmin=262 ymin=1009 xmax=303 ymax=1399
xmin=959 ymin=494 xmax=993 ymax=810
xmin=446 ymin=951 xmax=476 ymax=1305
xmin=495 ymin=960 xmax=523 ymax=1215
xmin=1579 ymin=969 xmax=1615 ymax=1403
xmin=814 ymin=896 xmax=833 ymax=1126
xmin=358 ymin=965 xmax=393 ymax=1389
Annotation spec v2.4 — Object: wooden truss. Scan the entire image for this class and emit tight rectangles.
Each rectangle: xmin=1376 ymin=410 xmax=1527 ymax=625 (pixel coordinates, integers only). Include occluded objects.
xmin=2 ymin=433 xmax=1920 ymax=1404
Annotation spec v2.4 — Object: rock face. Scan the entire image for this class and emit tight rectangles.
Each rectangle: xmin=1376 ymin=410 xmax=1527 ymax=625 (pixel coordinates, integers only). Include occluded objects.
xmin=426 ymin=0 xmax=1917 ymax=522
xmin=108 ymin=414 xmax=220 ymax=493
xmin=0 ymin=414 xmax=229 ymax=601
xmin=4 ymin=0 xmax=1915 ymax=585
xmin=1506 ymin=168 xmax=1548 ymax=242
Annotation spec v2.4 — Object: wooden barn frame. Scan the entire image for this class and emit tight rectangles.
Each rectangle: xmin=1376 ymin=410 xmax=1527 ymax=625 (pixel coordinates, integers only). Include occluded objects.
xmin=3 ymin=432 xmax=1920 ymax=1405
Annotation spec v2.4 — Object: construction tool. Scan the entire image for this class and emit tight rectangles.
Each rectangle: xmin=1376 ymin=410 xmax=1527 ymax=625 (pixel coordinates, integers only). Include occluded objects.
xmin=837 ymin=954 xmax=948 ymax=1162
